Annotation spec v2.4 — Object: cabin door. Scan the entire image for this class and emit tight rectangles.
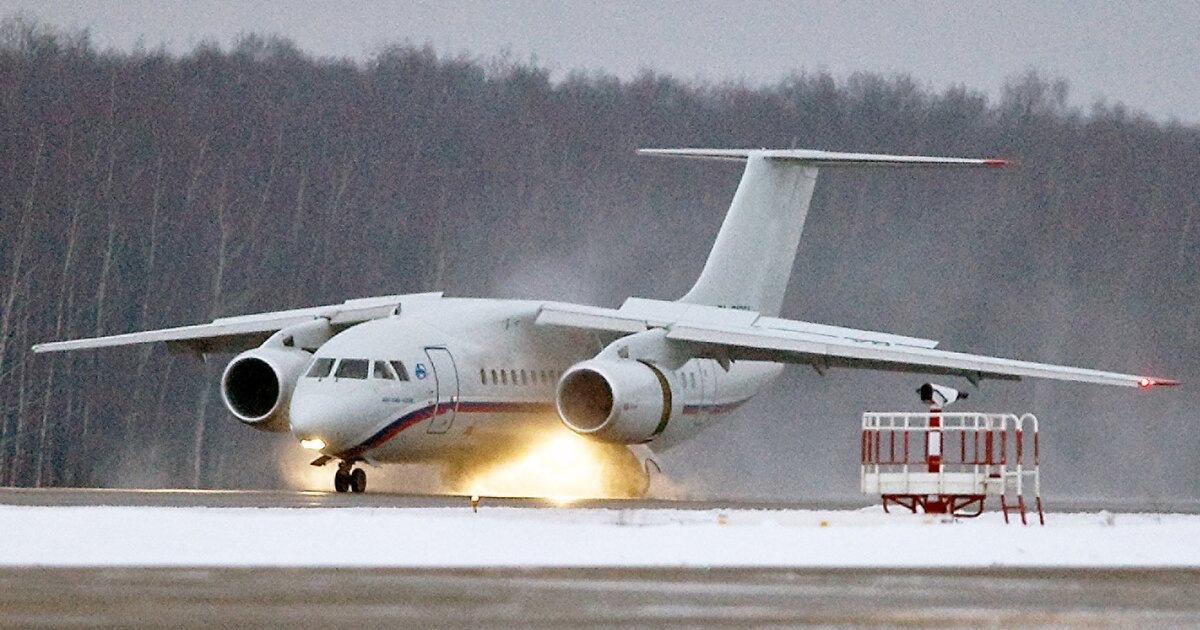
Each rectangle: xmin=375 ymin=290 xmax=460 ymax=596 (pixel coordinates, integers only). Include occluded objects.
xmin=425 ymin=347 xmax=460 ymax=434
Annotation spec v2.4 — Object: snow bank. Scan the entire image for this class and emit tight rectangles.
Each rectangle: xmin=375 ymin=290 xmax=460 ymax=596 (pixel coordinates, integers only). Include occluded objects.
xmin=2 ymin=504 xmax=1197 ymax=567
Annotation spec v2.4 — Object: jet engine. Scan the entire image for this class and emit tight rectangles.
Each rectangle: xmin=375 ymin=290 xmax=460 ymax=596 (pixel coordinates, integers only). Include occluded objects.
xmin=556 ymin=359 xmax=681 ymax=444
xmin=220 ymin=346 xmax=312 ymax=432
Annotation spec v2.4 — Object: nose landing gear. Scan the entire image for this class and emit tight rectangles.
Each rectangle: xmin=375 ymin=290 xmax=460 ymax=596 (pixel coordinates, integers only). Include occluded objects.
xmin=333 ymin=460 xmax=367 ymax=493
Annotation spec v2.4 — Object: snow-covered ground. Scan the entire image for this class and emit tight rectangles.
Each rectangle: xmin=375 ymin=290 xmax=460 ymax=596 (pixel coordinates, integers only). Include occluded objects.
xmin=3 ymin=504 xmax=1198 ymax=567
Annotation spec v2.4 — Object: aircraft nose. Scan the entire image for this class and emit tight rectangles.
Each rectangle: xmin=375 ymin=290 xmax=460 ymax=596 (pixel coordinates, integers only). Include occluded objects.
xmin=289 ymin=393 xmax=363 ymax=453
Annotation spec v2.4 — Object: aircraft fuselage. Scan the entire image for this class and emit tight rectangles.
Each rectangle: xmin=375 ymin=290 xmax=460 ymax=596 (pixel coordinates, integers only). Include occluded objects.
xmin=288 ymin=298 xmax=783 ymax=463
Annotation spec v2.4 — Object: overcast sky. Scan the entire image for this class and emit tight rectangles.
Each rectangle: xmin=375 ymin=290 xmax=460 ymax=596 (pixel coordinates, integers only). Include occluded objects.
xmin=4 ymin=0 xmax=1199 ymax=124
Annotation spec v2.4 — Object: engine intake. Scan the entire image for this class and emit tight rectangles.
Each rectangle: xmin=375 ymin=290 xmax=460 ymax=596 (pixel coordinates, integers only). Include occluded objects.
xmin=556 ymin=359 xmax=678 ymax=444
xmin=221 ymin=346 xmax=312 ymax=432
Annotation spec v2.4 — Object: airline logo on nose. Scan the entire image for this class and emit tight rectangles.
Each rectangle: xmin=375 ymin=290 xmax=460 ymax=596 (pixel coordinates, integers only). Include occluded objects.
xmin=414 ymin=364 xmax=428 ymax=379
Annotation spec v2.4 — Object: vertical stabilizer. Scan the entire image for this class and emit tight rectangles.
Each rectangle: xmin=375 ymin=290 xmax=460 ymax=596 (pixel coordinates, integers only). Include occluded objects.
xmin=680 ymin=155 xmax=817 ymax=316
xmin=638 ymin=148 xmax=1007 ymax=317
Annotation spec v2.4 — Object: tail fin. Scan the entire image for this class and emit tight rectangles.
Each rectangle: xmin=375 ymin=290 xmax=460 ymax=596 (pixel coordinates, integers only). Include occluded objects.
xmin=639 ymin=148 xmax=1006 ymax=317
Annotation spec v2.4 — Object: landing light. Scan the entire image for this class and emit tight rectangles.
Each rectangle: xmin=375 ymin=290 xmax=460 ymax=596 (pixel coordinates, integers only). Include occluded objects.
xmin=1139 ymin=378 xmax=1152 ymax=389
xmin=300 ymin=438 xmax=326 ymax=450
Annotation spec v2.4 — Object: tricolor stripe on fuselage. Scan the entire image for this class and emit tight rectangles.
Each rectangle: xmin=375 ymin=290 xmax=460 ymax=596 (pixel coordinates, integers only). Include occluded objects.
xmin=337 ymin=398 xmax=751 ymax=459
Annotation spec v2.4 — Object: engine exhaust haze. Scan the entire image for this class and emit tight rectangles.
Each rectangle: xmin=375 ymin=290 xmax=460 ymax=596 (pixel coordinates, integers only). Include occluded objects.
xmin=443 ymin=429 xmax=650 ymax=502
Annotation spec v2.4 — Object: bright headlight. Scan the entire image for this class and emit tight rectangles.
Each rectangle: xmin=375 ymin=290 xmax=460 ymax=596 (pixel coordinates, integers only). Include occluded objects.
xmin=300 ymin=438 xmax=326 ymax=451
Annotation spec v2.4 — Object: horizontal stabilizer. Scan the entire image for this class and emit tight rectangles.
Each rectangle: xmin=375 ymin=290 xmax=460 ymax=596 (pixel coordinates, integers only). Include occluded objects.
xmin=638 ymin=148 xmax=1008 ymax=167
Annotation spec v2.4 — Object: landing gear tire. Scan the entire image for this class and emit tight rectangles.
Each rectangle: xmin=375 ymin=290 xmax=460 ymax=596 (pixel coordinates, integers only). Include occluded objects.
xmin=349 ymin=468 xmax=367 ymax=493
xmin=334 ymin=469 xmax=350 ymax=493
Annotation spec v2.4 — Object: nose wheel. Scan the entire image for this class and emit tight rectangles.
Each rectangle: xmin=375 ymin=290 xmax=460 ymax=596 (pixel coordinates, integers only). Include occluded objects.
xmin=334 ymin=461 xmax=367 ymax=493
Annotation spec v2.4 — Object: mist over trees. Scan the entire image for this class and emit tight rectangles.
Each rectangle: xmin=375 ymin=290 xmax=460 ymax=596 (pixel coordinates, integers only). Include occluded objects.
xmin=0 ymin=18 xmax=1196 ymax=500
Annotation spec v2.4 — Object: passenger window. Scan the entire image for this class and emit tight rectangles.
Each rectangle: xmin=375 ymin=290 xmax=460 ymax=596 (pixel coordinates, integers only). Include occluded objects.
xmin=690 ymin=373 xmax=697 ymax=389
xmin=491 ymin=369 xmax=498 ymax=385
xmin=540 ymin=370 xmax=548 ymax=384
xmin=390 ymin=361 xmax=410 ymax=381
xmin=501 ymin=370 xmax=508 ymax=385
xmin=307 ymin=358 xmax=334 ymax=378
xmin=520 ymin=369 xmax=528 ymax=386
xmin=334 ymin=359 xmax=369 ymax=379
xmin=373 ymin=361 xmax=396 ymax=380
xmin=510 ymin=369 xmax=517 ymax=385
xmin=480 ymin=368 xmax=487 ymax=385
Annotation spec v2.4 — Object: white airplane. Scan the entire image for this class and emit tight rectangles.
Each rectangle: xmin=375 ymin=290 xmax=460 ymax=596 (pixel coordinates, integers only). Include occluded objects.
xmin=33 ymin=148 xmax=1177 ymax=494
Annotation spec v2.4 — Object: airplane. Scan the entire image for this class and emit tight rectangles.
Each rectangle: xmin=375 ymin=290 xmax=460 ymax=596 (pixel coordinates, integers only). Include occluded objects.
xmin=33 ymin=148 xmax=1178 ymax=494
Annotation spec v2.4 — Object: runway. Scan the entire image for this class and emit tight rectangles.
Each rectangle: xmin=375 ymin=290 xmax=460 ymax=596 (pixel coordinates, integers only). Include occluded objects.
xmin=2 ymin=567 xmax=1198 ymax=628
xmin=0 ymin=486 xmax=874 ymax=510
xmin=3 ymin=487 xmax=1196 ymax=513
xmin=4 ymin=488 xmax=1199 ymax=627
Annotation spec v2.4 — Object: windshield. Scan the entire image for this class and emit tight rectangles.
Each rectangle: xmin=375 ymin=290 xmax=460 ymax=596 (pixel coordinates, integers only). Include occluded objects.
xmin=306 ymin=358 xmax=334 ymax=378
xmin=333 ymin=359 xmax=369 ymax=379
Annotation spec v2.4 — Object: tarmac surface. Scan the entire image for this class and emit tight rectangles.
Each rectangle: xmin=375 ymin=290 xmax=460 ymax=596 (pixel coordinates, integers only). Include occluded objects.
xmin=3 ymin=488 xmax=1199 ymax=628
xmin=0 ymin=486 xmax=873 ymax=511
xmin=2 ymin=566 xmax=1197 ymax=628
xmin=3 ymin=486 xmax=1197 ymax=513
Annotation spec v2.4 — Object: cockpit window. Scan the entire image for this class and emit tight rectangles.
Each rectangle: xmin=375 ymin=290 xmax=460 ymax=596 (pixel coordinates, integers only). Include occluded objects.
xmin=390 ymin=361 xmax=410 ymax=381
xmin=306 ymin=358 xmax=334 ymax=378
xmin=373 ymin=361 xmax=396 ymax=380
xmin=334 ymin=359 xmax=369 ymax=379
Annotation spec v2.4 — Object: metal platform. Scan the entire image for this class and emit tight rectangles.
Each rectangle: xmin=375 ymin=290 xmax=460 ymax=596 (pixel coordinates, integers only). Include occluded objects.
xmin=861 ymin=411 xmax=1043 ymax=524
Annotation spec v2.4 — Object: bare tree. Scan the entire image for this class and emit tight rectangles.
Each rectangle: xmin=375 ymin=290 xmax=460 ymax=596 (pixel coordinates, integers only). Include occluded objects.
xmin=285 ymin=167 xmax=308 ymax=306
xmin=191 ymin=169 xmax=233 ymax=488
xmin=317 ymin=147 xmax=360 ymax=297
xmin=0 ymin=134 xmax=43 ymax=389
xmin=9 ymin=311 xmax=30 ymax=485
xmin=35 ymin=155 xmax=84 ymax=487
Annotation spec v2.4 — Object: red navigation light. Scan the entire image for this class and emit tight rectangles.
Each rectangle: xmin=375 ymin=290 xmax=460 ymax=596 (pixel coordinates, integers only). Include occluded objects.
xmin=983 ymin=159 xmax=1010 ymax=167
xmin=1139 ymin=377 xmax=1152 ymax=389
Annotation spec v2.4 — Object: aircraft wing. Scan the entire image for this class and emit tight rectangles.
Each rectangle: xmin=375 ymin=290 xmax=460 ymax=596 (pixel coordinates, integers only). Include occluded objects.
xmin=31 ymin=293 xmax=443 ymax=356
xmin=537 ymin=298 xmax=1178 ymax=389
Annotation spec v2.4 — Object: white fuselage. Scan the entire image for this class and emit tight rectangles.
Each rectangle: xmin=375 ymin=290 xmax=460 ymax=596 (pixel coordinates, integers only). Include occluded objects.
xmin=288 ymin=298 xmax=783 ymax=463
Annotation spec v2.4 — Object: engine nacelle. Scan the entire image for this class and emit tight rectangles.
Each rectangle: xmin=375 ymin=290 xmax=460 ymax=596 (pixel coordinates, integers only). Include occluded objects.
xmin=220 ymin=346 xmax=312 ymax=432
xmin=556 ymin=359 xmax=680 ymax=444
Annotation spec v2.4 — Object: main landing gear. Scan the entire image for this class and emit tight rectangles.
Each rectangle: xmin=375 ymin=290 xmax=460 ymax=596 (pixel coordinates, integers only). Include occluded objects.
xmin=334 ymin=460 xmax=367 ymax=493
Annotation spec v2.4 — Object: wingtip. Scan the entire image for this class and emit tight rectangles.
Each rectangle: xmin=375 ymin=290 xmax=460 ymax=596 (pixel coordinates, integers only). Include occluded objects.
xmin=983 ymin=158 xmax=1010 ymax=167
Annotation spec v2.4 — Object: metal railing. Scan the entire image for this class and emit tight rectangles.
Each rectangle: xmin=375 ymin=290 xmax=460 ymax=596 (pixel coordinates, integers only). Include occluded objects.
xmin=860 ymin=411 xmax=1043 ymax=524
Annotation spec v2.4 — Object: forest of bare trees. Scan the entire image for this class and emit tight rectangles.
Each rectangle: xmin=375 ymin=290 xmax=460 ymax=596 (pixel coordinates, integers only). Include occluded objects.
xmin=0 ymin=18 xmax=1195 ymax=499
